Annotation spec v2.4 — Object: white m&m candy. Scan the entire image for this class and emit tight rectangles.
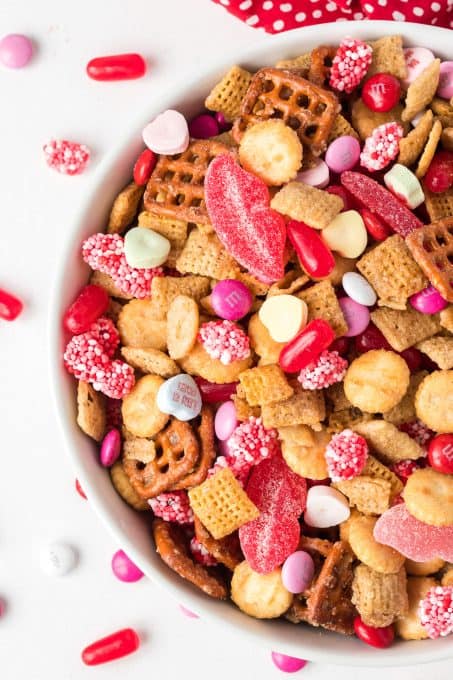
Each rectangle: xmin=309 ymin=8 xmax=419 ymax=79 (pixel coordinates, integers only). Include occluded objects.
xmin=39 ymin=541 xmax=77 ymax=577
xmin=383 ymin=164 xmax=424 ymax=210
xmin=304 ymin=486 xmax=350 ymax=528
xmin=342 ymin=272 xmax=377 ymax=307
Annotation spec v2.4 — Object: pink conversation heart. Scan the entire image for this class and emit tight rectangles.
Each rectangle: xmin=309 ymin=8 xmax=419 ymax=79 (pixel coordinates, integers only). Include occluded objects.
xmin=374 ymin=503 xmax=453 ymax=562
xmin=142 ymin=109 xmax=189 ymax=155
xmin=205 ymin=154 xmax=286 ymax=283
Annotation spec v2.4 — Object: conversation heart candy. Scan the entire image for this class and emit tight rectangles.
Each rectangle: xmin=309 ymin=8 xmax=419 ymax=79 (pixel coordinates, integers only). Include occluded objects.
xmin=239 ymin=454 xmax=307 ymax=574
xmin=383 ymin=164 xmax=424 ymax=210
xmin=437 ymin=61 xmax=453 ymax=100
xmin=156 ymin=374 xmax=202 ymax=421
xmin=321 ymin=210 xmax=368 ymax=259
xmin=205 ymin=154 xmax=286 ymax=282
xmin=303 ymin=486 xmax=350 ymax=528
xmin=124 ymin=227 xmax=170 ymax=268
xmin=142 ymin=109 xmax=189 ymax=155
xmin=373 ymin=503 xmax=453 ymax=562
xmin=341 ymin=171 xmax=423 ymax=237
xmin=403 ymin=47 xmax=435 ymax=88
xmin=258 ymin=294 xmax=307 ymax=343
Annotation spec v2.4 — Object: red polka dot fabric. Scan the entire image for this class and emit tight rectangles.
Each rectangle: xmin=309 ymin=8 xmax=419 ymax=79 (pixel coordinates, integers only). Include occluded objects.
xmin=212 ymin=0 xmax=452 ymax=33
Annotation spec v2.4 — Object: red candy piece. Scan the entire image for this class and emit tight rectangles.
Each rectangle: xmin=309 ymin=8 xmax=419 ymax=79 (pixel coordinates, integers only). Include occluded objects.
xmin=362 ymin=74 xmax=401 ymax=113
xmin=205 ymin=154 xmax=286 ymax=282
xmin=298 ymin=350 xmax=348 ymax=390
xmin=373 ymin=503 xmax=453 ymax=562
xmin=287 ymin=220 xmax=335 ymax=279
xmin=424 ymin=151 xmax=453 ymax=194
xmin=194 ymin=377 xmax=238 ymax=404
xmin=355 ymin=324 xmax=392 ymax=353
xmin=326 ymin=185 xmax=356 ymax=211
xmin=360 ymin=208 xmax=392 ymax=241
xmin=428 ymin=434 xmax=453 ymax=474
xmin=133 ymin=149 xmax=157 ymax=186
xmin=279 ymin=319 xmax=335 ymax=373
xmin=329 ymin=336 xmax=350 ymax=357
xmin=63 ymin=285 xmax=109 ymax=335
xmin=354 ymin=617 xmax=394 ymax=649
xmin=399 ymin=420 xmax=433 ymax=448
xmin=329 ymin=38 xmax=372 ymax=94
xmin=75 ymin=478 xmax=87 ymax=500
xmin=341 ymin=171 xmax=423 ymax=237
xmin=389 ymin=459 xmax=421 ymax=484
xmin=86 ymin=53 xmax=146 ymax=81
xmin=399 ymin=347 xmax=422 ymax=373
xmin=149 ymin=490 xmax=194 ymax=524
xmin=82 ymin=628 xmax=140 ymax=665
xmin=0 ymin=288 xmax=23 ymax=321
xmin=43 ymin=139 xmax=90 ymax=175
xmin=239 ymin=454 xmax=307 ymax=574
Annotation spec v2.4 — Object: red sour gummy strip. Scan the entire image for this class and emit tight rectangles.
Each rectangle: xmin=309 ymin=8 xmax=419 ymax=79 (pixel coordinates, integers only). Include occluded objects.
xmin=239 ymin=454 xmax=307 ymax=574
xmin=205 ymin=154 xmax=286 ymax=283
xmin=341 ymin=171 xmax=422 ymax=237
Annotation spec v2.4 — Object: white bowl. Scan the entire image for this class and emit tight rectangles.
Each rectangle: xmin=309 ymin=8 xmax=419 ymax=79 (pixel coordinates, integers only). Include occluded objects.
xmin=50 ymin=21 xmax=453 ymax=666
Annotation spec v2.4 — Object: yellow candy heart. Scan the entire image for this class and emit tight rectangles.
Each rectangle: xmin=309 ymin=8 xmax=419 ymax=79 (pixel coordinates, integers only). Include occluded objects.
xmin=258 ymin=294 xmax=307 ymax=343
xmin=321 ymin=210 xmax=368 ymax=259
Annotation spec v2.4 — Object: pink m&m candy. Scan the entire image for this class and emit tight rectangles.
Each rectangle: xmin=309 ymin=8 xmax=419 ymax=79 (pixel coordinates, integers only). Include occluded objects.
xmin=437 ymin=62 xmax=453 ymax=100
xmin=409 ymin=285 xmax=448 ymax=315
xmin=282 ymin=550 xmax=315 ymax=594
xmin=339 ymin=297 xmax=370 ymax=337
xmin=215 ymin=401 xmax=238 ymax=441
xmin=271 ymin=652 xmax=308 ymax=673
xmin=403 ymin=47 xmax=435 ymax=87
xmin=211 ymin=279 xmax=253 ymax=320
xmin=296 ymin=158 xmax=330 ymax=188
xmin=100 ymin=429 xmax=121 ymax=467
xmin=0 ymin=33 xmax=33 ymax=68
xmin=111 ymin=549 xmax=144 ymax=582
xmin=0 ymin=597 xmax=6 ymax=617
xmin=325 ymin=136 xmax=361 ymax=174
xmin=189 ymin=114 xmax=219 ymax=139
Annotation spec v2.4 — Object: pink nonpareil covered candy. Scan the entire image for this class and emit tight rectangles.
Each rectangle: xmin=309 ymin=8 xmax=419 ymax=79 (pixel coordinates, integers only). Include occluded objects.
xmin=205 ymin=154 xmax=286 ymax=282
xmin=239 ymin=454 xmax=306 ymax=574
xmin=374 ymin=503 xmax=453 ymax=562
xmin=100 ymin=429 xmax=121 ymax=467
xmin=43 ymin=139 xmax=90 ymax=175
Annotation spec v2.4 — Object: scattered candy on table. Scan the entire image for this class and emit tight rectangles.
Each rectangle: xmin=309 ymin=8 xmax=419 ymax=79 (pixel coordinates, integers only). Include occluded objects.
xmin=0 ymin=33 xmax=33 ymax=68
xmin=86 ymin=53 xmax=146 ymax=81
xmin=0 ymin=288 xmax=23 ymax=321
xmin=81 ymin=628 xmax=140 ymax=665
xmin=258 ymin=294 xmax=307 ymax=343
xmin=179 ymin=604 xmax=199 ymax=619
xmin=75 ymin=478 xmax=87 ymax=500
xmin=303 ymin=485 xmax=350 ymax=529
xmin=142 ymin=109 xmax=189 ymax=155
xmin=39 ymin=541 xmax=77 ymax=577
xmin=156 ymin=374 xmax=202 ymax=420
xmin=111 ymin=549 xmax=144 ymax=582
xmin=271 ymin=652 xmax=308 ymax=673
xmin=0 ymin=597 xmax=6 ymax=617
xmin=43 ymin=139 xmax=91 ymax=175
xmin=211 ymin=279 xmax=253 ymax=321
xmin=124 ymin=227 xmax=171 ymax=268
xmin=100 ymin=429 xmax=121 ymax=467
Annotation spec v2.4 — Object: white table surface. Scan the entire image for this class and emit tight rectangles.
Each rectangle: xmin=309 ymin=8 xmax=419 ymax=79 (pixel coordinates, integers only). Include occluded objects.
xmin=1 ymin=1 xmax=451 ymax=677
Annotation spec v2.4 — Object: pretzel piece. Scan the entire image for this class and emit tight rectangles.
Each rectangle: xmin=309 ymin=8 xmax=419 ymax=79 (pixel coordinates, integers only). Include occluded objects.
xmin=232 ymin=68 xmax=340 ymax=156
xmin=144 ymin=139 xmax=231 ymax=224
xmin=152 ymin=518 xmax=228 ymax=599
xmin=170 ymin=406 xmax=216 ymax=490
xmin=194 ymin=516 xmax=243 ymax=571
xmin=308 ymin=46 xmax=337 ymax=88
xmin=406 ymin=217 xmax=453 ymax=303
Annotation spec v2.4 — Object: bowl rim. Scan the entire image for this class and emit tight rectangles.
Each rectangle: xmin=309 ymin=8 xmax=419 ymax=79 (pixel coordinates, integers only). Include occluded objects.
xmin=49 ymin=20 xmax=453 ymax=666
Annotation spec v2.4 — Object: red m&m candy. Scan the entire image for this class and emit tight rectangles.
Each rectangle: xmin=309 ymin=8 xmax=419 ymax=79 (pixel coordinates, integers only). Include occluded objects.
xmin=353 ymin=616 xmax=394 ymax=648
xmin=428 ymin=434 xmax=453 ymax=475
xmin=133 ymin=149 xmax=157 ymax=186
xmin=362 ymin=74 xmax=401 ymax=113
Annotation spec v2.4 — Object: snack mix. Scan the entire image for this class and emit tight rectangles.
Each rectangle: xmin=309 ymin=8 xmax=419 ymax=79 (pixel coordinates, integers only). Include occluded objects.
xmin=63 ymin=35 xmax=453 ymax=647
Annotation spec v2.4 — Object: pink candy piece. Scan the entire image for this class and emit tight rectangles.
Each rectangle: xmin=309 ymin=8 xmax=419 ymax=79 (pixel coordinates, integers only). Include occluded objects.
xmin=409 ymin=284 xmax=448 ymax=315
xmin=360 ymin=122 xmax=404 ymax=172
xmin=190 ymin=537 xmax=217 ymax=566
xmin=211 ymin=279 xmax=253 ymax=320
xmin=0 ymin=288 xmax=23 ymax=321
xmin=226 ymin=416 xmax=280 ymax=478
xmin=0 ymin=33 xmax=33 ymax=68
xmin=44 ymin=139 xmax=90 ymax=175
xmin=205 ymin=154 xmax=286 ymax=282
xmin=100 ymin=429 xmax=121 ymax=467
xmin=437 ymin=62 xmax=453 ymax=100
xmin=142 ymin=109 xmax=189 ymax=155
xmin=179 ymin=604 xmax=199 ymax=619
xmin=329 ymin=38 xmax=372 ymax=94
xmin=374 ymin=503 xmax=453 ymax=562
xmin=271 ymin=652 xmax=308 ymax=673
xmin=214 ymin=401 xmax=238 ymax=441
xmin=325 ymin=136 xmax=361 ymax=174
xmin=282 ymin=550 xmax=315 ymax=594
xmin=296 ymin=158 xmax=330 ymax=188
xmin=198 ymin=320 xmax=250 ymax=365
xmin=149 ymin=490 xmax=194 ymax=524
xmin=111 ymin=549 xmax=144 ymax=583
xmin=188 ymin=113 xmax=219 ymax=139
xmin=298 ymin=350 xmax=348 ymax=390
xmin=399 ymin=419 xmax=434 ymax=448
xmin=239 ymin=454 xmax=306 ymax=574
xmin=325 ymin=429 xmax=368 ymax=482
xmin=403 ymin=47 xmax=435 ymax=88
xmin=215 ymin=111 xmax=230 ymax=132
xmin=338 ymin=297 xmax=370 ymax=338
xmin=418 ymin=586 xmax=453 ymax=639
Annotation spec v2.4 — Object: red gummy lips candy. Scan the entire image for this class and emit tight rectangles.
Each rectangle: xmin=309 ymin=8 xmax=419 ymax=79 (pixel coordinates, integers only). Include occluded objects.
xmin=205 ymin=154 xmax=286 ymax=283
xmin=341 ymin=171 xmax=422 ymax=238
xmin=373 ymin=503 xmax=453 ymax=563
xmin=239 ymin=454 xmax=307 ymax=574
